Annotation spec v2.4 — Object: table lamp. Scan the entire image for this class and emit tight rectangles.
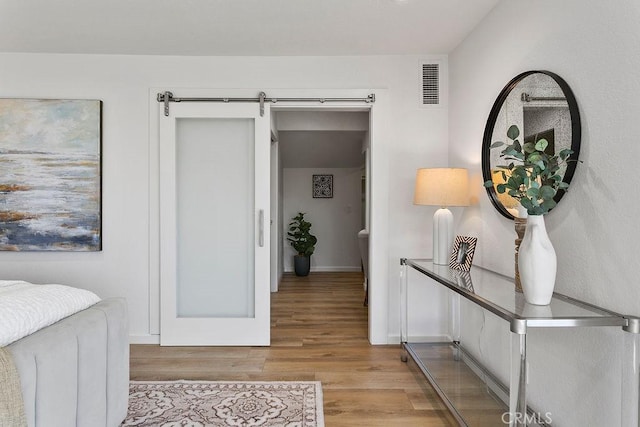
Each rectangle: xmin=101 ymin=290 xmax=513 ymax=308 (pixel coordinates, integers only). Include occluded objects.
xmin=413 ymin=168 xmax=469 ymax=265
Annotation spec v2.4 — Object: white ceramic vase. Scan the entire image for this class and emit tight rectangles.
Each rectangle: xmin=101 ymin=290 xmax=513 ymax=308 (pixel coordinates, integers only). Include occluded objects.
xmin=518 ymin=214 xmax=557 ymax=305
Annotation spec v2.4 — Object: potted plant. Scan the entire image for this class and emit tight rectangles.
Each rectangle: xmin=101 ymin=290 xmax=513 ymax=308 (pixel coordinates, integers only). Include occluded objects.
xmin=483 ymin=124 xmax=578 ymax=305
xmin=287 ymin=212 xmax=317 ymax=277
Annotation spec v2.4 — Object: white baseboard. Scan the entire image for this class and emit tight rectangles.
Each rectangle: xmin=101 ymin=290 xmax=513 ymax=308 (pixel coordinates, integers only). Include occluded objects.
xmin=132 ymin=334 xmax=448 ymax=346
xmin=387 ymin=334 xmax=401 ymax=345
xmin=284 ymin=266 xmax=362 ymax=273
xmin=130 ymin=334 xmax=160 ymax=344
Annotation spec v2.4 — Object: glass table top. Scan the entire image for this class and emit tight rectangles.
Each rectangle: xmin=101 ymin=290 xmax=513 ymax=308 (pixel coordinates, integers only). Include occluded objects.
xmin=403 ymin=259 xmax=628 ymax=330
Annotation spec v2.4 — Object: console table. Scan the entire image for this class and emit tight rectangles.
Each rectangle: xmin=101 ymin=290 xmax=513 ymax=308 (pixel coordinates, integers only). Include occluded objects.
xmin=400 ymin=258 xmax=640 ymax=427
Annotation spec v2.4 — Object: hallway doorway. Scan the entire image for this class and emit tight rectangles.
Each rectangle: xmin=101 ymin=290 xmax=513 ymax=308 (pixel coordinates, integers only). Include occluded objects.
xmin=270 ymin=108 xmax=371 ymax=336
xmin=271 ymin=109 xmax=369 ymax=285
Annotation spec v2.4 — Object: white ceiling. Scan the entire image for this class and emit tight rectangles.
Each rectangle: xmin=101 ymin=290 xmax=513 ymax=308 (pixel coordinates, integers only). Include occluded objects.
xmin=0 ymin=0 xmax=500 ymax=56
xmin=0 ymin=1 xmax=500 ymax=168
xmin=279 ymin=131 xmax=365 ymax=168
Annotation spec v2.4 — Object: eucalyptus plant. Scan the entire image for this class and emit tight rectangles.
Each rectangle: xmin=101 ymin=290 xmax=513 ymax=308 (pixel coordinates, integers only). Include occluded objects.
xmin=484 ymin=125 xmax=577 ymax=216
xmin=287 ymin=212 xmax=317 ymax=257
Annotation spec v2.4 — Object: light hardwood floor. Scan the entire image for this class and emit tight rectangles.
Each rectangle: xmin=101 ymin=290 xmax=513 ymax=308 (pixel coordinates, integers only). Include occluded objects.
xmin=130 ymin=272 xmax=455 ymax=426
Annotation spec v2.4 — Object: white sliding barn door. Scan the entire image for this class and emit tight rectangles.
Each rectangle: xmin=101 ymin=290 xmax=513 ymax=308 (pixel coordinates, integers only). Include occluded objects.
xmin=159 ymin=102 xmax=270 ymax=346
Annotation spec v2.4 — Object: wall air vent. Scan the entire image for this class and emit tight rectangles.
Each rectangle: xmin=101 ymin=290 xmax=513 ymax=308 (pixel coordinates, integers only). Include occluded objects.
xmin=421 ymin=63 xmax=440 ymax=105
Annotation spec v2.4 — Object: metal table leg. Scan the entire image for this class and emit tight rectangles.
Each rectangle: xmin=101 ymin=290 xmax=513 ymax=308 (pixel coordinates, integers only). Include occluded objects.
xmin=622 ymin=319 xmax=640 ymax=427
xmin=510 ymin=332 xmax=527 ymax=427
xmin=400 ymin=259 xmax=409 ymax=362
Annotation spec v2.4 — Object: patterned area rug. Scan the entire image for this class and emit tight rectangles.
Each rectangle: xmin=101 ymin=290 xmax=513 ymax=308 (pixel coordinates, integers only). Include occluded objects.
xmin=122 ymin=380 xmax=324 ymax=427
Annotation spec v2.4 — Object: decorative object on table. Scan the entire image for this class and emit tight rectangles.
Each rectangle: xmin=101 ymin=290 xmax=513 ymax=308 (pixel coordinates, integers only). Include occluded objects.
xmin=413 ymin=168 xmax=469 ymax=265
xmin=287 ymin=212 xmax=317 ymax=277
xmin=448 ymin=235 xmax=477 ymax=272
xmin=481 ymin=71 xmax=581 ymax=292
xmin=518 ymin=214 xmax=556 ymax=305
xmin=484 ymin=124 xmax=580 ymax=305
xmin=124 ymin=380 xmax=325 ymax=427
xmin=0 ymin=98 xmax=102 ymax=251
xmin=312 ymin=174 xmax=333 ymax=198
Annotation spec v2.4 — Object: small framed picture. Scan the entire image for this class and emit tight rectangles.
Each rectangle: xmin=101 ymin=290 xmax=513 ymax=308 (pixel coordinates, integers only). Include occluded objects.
xmin=449 ymin=236 xmax=477 ymax=272
xmin=313 ymin=174 xmax=333 ymax=198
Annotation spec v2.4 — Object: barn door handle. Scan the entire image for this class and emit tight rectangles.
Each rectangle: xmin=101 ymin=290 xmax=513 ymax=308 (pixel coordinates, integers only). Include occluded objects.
xmin=258 ymin=210 xmax=264 ymax=247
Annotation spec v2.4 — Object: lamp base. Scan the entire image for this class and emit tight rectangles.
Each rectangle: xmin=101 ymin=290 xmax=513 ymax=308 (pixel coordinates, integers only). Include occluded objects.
xmin=433 ymin=208 xmax=453 ymax=265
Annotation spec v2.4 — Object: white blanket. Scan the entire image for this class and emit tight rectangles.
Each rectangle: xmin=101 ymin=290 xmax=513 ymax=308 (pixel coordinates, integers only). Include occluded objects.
xmin=0 ymin=280 xmax=100 ymax=347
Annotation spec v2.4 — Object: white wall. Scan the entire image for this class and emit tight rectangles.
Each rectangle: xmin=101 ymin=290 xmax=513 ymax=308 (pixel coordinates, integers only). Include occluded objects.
xmin=0 ymin=53 xmax=449 ymax=344
xmin=283 ymin=167 xmax=362 ymax=272
xmin=449 ymin=1 xmax=640 ymax=425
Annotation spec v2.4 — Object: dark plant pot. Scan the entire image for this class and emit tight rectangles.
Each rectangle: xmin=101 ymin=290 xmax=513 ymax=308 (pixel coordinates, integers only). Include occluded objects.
xmin=294 ymin=255 xmax=311 ymax=277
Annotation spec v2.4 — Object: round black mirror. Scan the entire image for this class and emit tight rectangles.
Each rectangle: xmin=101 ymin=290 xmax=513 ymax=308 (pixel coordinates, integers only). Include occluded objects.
xmin=481 ymin=70 xmax=581 ymax=219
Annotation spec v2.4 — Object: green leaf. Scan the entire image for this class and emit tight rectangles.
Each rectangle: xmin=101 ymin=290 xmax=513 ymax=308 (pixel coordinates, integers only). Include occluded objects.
xmin=557 ymin=181 xmax=569 ymax=190
xmin=527 ymin=187 xmax=539 ymax=198
xmin=523 ymin=142 xmax=536 ymax=154
xmin=483 ymin=180 xmax=494 ymax=188
xmin=530 ymin=206 xmax=544 ymax=215
xmin=496 ymin=183 xmax=507 ymax=193
xmin=513 ymin=152 xmax=525 ymax=161
xmin=507 ymin=125 xmax=520 ymax=140
xmin=512 ymin=166 xmax=527 ymax=178
xmin=559 ymin=148 xmax=574 ymax=160
xmin=542 ymin=198 xmax=557 ymax=212
xmin=508 ymin=175 xmax=522 ymax=188
xmin=539 ymin=185 xmax=556 ymax=200
xmin=520 ymin=198 xmax=534 ymax=211
xmin=513 ymin=140 xmax=522 ymax=153
xmin=490 ymin=141 xmax=505 ymax=149
xmin=534 ymin=138 xmax=549 ymax=152
xmin=503 ymin=146 xmax=519 ymax=157
xmin=528 ymin=152 xmax=541 ymax=163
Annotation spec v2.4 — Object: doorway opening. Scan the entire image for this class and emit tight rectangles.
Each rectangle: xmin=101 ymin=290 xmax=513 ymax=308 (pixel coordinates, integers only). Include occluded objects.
xmin=270 ymin=108 xmax=371 ymax=317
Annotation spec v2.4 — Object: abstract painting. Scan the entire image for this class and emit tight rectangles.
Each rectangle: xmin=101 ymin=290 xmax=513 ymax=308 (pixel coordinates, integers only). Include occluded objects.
xmin=0 ymin=99 xmax=102 ymax=251
xmin=312 ymin=174 xmax=333 ymax=198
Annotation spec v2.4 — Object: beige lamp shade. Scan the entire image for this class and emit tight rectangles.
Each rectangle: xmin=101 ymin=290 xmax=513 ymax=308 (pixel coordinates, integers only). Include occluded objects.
xmin=413 ymin=168 xmax=470 ymax=207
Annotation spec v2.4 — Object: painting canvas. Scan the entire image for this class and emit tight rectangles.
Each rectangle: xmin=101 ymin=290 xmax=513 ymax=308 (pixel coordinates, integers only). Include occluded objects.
xmin=0 ymin=99 xmax=102 ymax=251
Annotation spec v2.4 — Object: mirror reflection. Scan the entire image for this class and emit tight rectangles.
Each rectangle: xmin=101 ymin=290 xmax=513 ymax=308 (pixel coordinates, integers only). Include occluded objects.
xmin=482 ymin=71 xmax=581 ymax=219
